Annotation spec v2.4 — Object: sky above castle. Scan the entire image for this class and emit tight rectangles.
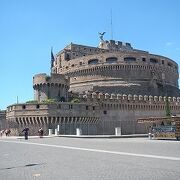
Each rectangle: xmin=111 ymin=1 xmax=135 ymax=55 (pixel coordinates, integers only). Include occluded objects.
xmin=0 ymin=0 xmax=180 ymax=110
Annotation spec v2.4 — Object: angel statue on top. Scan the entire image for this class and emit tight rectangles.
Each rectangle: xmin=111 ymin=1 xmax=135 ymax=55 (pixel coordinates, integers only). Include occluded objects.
xmin=98 ymin=32 xmax=106 ymax=41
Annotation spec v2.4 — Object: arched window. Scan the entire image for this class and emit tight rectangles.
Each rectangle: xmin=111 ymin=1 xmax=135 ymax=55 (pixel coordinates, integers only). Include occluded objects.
xmin=168 ymin=62 xmax=173 ymax=67
xmin=88 ymin=59 xmax=99 ymax=65
xmin=124 ymin=57 xmax=136 ymax=62
xmin=106 ymin=57 xmax=117 ymax=63
xmin=150 ymin=58 xmax=158 ymax=63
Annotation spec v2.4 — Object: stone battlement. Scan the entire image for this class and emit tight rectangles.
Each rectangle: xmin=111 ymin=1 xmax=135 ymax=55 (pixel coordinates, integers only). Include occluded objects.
xmin=33 ymin=73 xmax=69 ymax=86
xmin=80 ymin=92 xmax=180 ymax=104
xmin=98 ymin=39 xmax=133 ymax=50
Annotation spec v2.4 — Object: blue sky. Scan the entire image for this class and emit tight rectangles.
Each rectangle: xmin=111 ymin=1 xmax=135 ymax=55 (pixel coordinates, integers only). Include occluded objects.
xmin=0 ymin=0 xmax=180 ymax=110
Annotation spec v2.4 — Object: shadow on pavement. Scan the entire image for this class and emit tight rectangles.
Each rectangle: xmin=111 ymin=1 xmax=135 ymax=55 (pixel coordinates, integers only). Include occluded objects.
xmin=0 ymin=163 xmax=44 ymax=171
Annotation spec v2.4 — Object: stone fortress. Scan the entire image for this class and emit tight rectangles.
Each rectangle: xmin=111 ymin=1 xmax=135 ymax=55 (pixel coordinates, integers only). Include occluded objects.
xmin=4 ymin=34 xmax=180 ymax=135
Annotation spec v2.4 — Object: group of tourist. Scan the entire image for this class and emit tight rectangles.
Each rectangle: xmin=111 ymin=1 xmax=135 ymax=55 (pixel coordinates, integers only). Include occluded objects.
xmin=0 ymin=128 xmax=44 ymax=140
xmin=0 ymin=129 xmax=11 ymax=137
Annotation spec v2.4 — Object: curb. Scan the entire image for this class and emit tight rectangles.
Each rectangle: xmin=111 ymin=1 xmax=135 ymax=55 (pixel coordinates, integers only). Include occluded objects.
xmin=1 ymin=134 xmax=148 ymax=139
xmin=57 ymin=134 xmax=148 ymax=138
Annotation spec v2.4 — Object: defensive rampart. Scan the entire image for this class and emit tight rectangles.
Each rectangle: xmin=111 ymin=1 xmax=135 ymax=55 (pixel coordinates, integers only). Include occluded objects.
xmin=79 ymin=92 xmax=180 ymax=134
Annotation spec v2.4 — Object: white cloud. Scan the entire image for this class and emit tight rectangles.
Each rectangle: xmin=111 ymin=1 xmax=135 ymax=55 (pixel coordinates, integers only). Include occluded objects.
xmin=165 ymin=42 xmax=174 ymax=46
xmin=175 ymin=47 xmax=180 ymax=51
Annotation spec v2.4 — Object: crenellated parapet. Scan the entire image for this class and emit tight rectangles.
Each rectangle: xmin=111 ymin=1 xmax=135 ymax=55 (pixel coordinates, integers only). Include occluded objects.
xmin=80 ymin=92 xmax=180 ymax=104
xmin=33 ymin=73 xmax=69 ymax=87
xmin=79 ymin=92 xmax=180 ymax=113
xmin=98 ymin=39 xmax=133 ymax=50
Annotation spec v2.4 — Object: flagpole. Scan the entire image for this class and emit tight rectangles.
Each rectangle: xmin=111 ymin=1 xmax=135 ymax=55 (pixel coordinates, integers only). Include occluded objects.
xmin=51 ymin=47 xmax=55 ymax=74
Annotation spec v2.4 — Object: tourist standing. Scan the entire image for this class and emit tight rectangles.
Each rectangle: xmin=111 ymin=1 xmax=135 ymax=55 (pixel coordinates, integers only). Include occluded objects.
xmin=22 ymin=127 xmax=29 ymax=140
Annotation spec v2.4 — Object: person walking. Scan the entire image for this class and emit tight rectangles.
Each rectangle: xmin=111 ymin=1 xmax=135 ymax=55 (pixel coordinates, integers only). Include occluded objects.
xmin=22 ymin=127 xmax=29 ymax=140
xmin=5 ymin=129 xmax=11 ymax=137
xmin=38 ymin=128 xmax=43 ymax=138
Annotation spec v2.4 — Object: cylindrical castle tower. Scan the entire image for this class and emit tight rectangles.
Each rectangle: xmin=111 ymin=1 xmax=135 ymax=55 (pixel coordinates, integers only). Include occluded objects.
xmin=33 ymin=73 xmax=70 ymax=102
xmin=52 ymin=40 xmax=180 ymax=97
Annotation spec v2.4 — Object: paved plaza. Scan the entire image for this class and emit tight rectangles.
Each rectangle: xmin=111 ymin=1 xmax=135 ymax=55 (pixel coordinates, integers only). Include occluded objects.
xmin=0 ymin=137 xmax=180 ymax=180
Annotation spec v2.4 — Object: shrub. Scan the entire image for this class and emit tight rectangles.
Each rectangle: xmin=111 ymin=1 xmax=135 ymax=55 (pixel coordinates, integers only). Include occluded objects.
xmin=70 ymin=98 xmax=80 ymax=103
xmin=26 ymin=100 xmax=38 ymax=104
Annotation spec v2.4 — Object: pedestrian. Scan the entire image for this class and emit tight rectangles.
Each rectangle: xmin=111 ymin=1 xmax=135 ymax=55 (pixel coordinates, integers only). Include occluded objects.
xmin=38 ymin=128 xmax=43 ymax=138
xmin=5 ymin=129 xmax=11 ymax=136
xmin=0 ymin=129 xmax=5 ymax=137
xmin=22 ymin=127 xmax=29 ymax=140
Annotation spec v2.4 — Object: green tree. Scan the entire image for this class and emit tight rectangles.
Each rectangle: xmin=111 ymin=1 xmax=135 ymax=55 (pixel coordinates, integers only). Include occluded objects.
xmin=165 ymin=97 xmax=171 ymax=117
xmin=42 ymin=99 xmax=57 ymax=104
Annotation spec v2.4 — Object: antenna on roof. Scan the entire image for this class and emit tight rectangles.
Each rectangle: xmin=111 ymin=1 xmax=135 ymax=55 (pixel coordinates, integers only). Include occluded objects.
xmin=16 ymin=96 xmax=19 ymax=104
xmin=110 ymin=9 xmax=113 ymax=40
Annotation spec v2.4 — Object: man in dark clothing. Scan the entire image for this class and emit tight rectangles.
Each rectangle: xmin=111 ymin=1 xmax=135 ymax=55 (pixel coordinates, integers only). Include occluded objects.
xmin=22 ymin=128 xmax=29 ymax=140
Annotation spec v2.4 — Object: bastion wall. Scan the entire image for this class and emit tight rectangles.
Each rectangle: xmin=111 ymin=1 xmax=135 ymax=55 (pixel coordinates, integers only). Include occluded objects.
xmin=6 ymin=102 xmax=100 ymax=135
xmin=80 ymin=93 xmax=180 ymax=134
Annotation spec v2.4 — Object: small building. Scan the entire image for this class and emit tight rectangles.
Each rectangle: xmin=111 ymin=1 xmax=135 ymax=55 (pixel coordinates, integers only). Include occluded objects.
xmin=137 ymin=116 xmax=180 ymax=140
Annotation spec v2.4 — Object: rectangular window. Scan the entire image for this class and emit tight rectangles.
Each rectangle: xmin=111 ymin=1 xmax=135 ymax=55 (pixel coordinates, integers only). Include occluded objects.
xmin=142 ymin=58 xmax=146 ymax=62
xmin=65 ymin=54 xmax=70 ymax=61
xmin=86 ymin=106 xmax=88 ymax=110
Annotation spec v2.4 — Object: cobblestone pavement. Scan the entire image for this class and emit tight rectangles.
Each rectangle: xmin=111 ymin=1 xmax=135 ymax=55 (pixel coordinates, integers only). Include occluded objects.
xmin=0 ymin=137 xmax=180 ymax=180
